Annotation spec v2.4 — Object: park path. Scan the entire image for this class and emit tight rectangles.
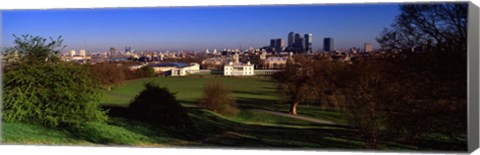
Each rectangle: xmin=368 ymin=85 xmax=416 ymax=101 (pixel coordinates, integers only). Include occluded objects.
xmin=250 ymin=109 xmax=337 ymax=125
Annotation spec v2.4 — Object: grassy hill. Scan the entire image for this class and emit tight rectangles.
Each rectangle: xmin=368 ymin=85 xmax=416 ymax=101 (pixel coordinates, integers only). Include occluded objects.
xmin=2 ymin=77 xmax=466 ymax=150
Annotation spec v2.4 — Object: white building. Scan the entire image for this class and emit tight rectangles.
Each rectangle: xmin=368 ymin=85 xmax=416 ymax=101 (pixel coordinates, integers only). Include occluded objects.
xmin=223 ymin=52 xmax=254 ymax=76
xmin=79 ymin=49 xmax=86 ymax=57
xmin=150 ymin=62 xmax=200 ymax=76
xmin=224 ymin=61 xmax=254 ymax=76
xmin=70 ymin=50 xmax=76 ymax=57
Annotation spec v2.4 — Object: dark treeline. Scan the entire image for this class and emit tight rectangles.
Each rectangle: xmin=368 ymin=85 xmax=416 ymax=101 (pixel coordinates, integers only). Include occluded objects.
xmin=273 ymin=3 xmax=467 ymax=149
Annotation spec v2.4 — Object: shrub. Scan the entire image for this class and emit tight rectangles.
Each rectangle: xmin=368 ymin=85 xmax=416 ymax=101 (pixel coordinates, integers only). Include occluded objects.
xmin=198 ymin=82 xmax=238 ymax=116
xmin=127 ymin=82 xmax=191 ymax=128
xmin=138 ymin=65 xmax=156 ymax=77
xmin=89 ymin=63 xmax=126 ymax=90
xmin=123 ymin=65 xmax=156 ymax=80
xmin=2 ymin=63 xmax=107 ymax=128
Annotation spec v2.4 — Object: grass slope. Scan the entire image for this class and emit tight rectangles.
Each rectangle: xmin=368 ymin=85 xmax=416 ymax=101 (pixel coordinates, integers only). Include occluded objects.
xmin=2 ymin=77 xmax=467 ymax=150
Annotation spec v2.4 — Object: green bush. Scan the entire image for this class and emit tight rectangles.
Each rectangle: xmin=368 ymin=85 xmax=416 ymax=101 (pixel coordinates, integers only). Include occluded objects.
xmin=2 ymin=63 xmax=107 ymax=128
xmin=123 ymin=65 xmax=156 ymax=80
xmin=139 ymin=65 xmax=156 ymax=77
xmin=198 ymin=82 xmax=238 ymax=116
xmin=127 ymin=82 xmax=192 ymax=128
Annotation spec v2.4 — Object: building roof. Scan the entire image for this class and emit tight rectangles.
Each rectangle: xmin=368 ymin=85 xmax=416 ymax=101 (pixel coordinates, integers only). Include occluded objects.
xmin=150 ymin=62 xmax=188 ymax=68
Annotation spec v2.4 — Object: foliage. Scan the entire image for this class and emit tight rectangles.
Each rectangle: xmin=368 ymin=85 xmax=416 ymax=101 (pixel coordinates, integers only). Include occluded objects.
xmin=89 ymin=63 xmax=126 ymax=90
xmin=376 ymin=3 xmax=467 ymax=52
xmin=123 ymin=65 xmax=156 ymax=80
xmin=3 ymin=34 xmax=65 ymax=64
xmin=2 ymin=62 xmax=107 ymax=128
xmin=375 ymin=3 xmax=467 ymax=142
xmin=198 ymin=82 xmax=238 ymax=116
xmin=138 ymin=65 xmax=156 ymax=77
xmin=127 ymin=82 xmax=192 ymax=128
xmin=272 ymin=56 xmax=314 ymax=115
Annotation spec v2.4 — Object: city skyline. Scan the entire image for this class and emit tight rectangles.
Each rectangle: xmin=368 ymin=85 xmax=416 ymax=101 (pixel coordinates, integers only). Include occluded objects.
xmin=2 ymin=4 xmax=400 ymax=52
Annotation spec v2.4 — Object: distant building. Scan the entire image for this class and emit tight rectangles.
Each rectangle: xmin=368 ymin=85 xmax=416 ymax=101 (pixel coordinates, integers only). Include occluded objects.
xmin=79 ymin=49 xmax=87 ymax=57
xmin=364 ymin=43 xmax=373 ymax=52
xmin=264 ymin=57 xmax=288 ymax=69
xmin=304 ymin=33 xmax=313 ymax=53
xmin=288 ymin=32 xmax=295 ymax=47
xmin=110 ymin=47 xmax=117 ymax=56
xmin=294 ymin=33 xmax=305 ymax=52
xmin=224 ymin=61 xmax=254 ymax=76
xmin=70 ymin=50 xmax=76 ymax=57
xmin=224 ymin=52 xmax=254 ymax=76
xmin=323 ymin=38 xmax=334 ymax=52
xmin=149 ymin=62 xmax=200 ymax=76
xmin=275 ymin=38 xmax=285 ymax=52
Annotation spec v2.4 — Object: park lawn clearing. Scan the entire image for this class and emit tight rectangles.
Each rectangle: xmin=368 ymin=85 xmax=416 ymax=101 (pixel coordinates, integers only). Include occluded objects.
xmin=101 ymin=77 xmax=347 ymax=124
xmin=3 ymin=76 xmax=464 ymax=150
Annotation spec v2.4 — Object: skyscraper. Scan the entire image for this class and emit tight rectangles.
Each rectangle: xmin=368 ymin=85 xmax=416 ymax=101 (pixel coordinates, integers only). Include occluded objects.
xmin=270 ymin=39 xmax=276 ymax=48
xmin=288 ymin=32 xmax=295 ymax=47
xmin=110 ymin=47 xmax=117 ymax=56
xmin=304 ymin=33 xmax=313 ymax=53
xmin=323 ymin=38 xmax=334 ymax=52
xmin=294 ymin=33 xmax=305 ymax=52
xmin=275 ymin=38 xmax=285 ymax=52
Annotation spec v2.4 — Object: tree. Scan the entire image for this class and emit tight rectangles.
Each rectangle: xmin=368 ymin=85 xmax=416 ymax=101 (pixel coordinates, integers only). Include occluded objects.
xmin=198 ymin=82 xmax=238 ymax=116
xmin=377 ymin=3 xmax=467 ymax=52
xmin=376 ymin=3 xmax=467 ymax=142
xmin=127 ymin=82 xmax=192 ymax=128
xmin=338 ymin=59 xmax=401 ymax=149
xmin=4 ymin=34 xmax=65 ymax=64
xmin=272 ymin=55 xmax=318 ymax=115
xmin=89 ymin=63 xmax=126 ymax=90
xmin=2 ymin=35 xmax=107 ymax=128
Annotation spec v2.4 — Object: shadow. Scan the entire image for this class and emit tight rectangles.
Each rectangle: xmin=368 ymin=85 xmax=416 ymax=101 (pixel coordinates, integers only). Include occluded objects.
xmin=232 ymin=90 xmax=278 ymax=97
xmin=235 ymin=97 xmax=285 ymax=111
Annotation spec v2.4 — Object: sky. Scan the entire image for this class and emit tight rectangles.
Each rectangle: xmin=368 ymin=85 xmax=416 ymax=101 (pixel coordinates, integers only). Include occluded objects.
xmin=2 ymin=4 xmax=401 ymax=52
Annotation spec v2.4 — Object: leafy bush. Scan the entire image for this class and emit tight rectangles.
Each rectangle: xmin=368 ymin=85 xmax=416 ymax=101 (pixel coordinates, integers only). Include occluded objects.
xmin=198 ymin=82 xmax=238 ymax=116
xmin=127 ymin=82 xmax=192 ymax=128
xmin=89 ymin=63 xmax=126 ymax=90
xmin=123 ymin=65 xmax=156 ymax=80
xmin=2 ymin=63 xmax=107 ymax=128
xmin=139 ymin=65 xmax=156 ymax=77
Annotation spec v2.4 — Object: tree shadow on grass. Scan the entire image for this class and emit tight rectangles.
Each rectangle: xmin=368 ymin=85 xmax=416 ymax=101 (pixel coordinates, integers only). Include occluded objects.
xmin=235 ymin=97 xmax=286 ymax=111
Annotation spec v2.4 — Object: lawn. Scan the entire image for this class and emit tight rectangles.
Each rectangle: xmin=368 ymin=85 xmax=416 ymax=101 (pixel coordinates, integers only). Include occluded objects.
xmin=2 ymin=76 xmax=467 ymax=151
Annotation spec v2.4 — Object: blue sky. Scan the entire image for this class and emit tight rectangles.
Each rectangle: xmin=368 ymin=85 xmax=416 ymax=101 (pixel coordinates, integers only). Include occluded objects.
xmin=2 ymin=4 xmax=400 ymax=52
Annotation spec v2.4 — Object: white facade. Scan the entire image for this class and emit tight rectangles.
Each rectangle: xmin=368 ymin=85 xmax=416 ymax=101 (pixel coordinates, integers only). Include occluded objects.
xmin=79 ymin=49 xmax=86 ymax=57
xmin=70 ymin=50 xmax=76 ymax=57
xmin=151 ymin=63 xmax=200 ymax=76
xmin=224 ymin=62 xmax=254 ymax=76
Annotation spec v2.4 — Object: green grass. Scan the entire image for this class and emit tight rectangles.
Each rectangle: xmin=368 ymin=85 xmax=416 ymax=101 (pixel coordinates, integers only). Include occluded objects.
xmin=233 ymin=110 xmax=322 ymax=127
xmin=102 ymin=77 xmax=281 ymax=107
xmin=3 ymin=77 xmax=467 ymax=150
xmin=2 ymin=122 xmax=91 ymax=145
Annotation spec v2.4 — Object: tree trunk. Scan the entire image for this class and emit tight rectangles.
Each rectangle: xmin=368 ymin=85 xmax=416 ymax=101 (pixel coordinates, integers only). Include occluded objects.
xmin=289 ymin=96 xmax=299 ymax=115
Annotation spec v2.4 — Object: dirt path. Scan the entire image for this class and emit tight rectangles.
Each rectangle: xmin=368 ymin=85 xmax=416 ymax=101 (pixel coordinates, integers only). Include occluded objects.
xmin=250 ymin=109 xmax=337 ymax=125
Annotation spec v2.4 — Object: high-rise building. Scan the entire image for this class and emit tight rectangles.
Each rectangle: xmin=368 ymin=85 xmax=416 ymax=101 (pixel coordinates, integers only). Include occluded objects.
xmin=275 ymin=38 xmax=285 ymax=52
xmin=364 ymin=43 xmax=373 ymax=52
xmin=295 ymin=33 xmax=305 ymax=51
xmin=270 ymin=39 xmax=276 ymax=48
xmin=288 ymin=32 xmax=295 ymax=47
xmin=125 ymin=46 xmax=132 ymax=53
xmin=323 ymin=38 xmax=334 ymax=52
xmin=110 ymin=47 xmax=117 ymax=56
xmin=304 ymin=33 xmax=313 ymax=53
